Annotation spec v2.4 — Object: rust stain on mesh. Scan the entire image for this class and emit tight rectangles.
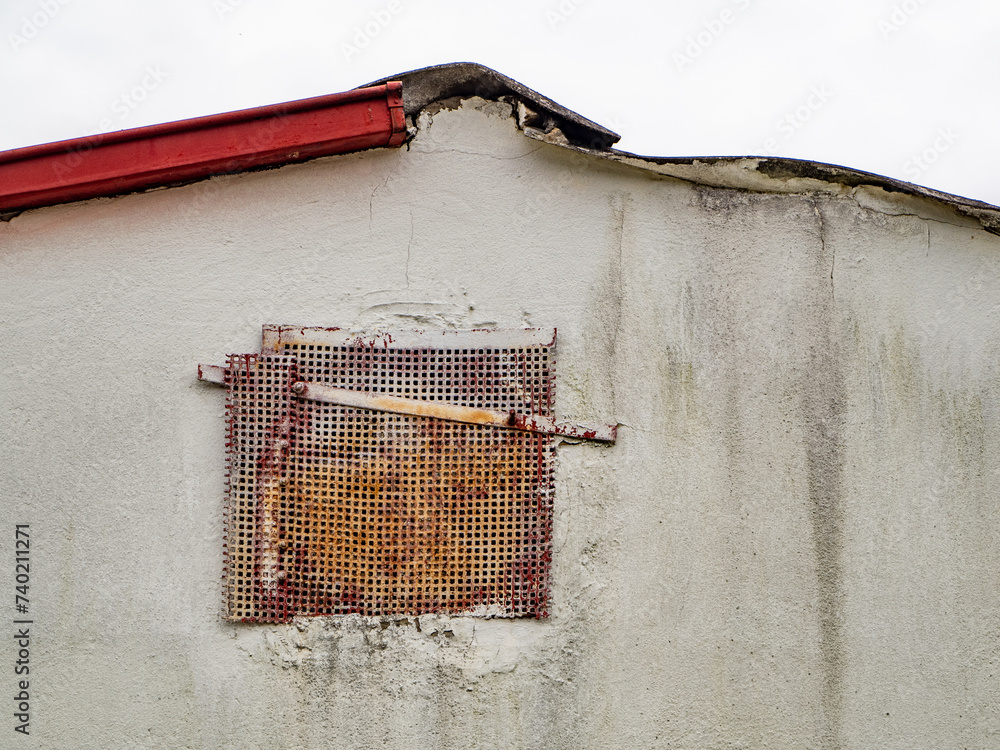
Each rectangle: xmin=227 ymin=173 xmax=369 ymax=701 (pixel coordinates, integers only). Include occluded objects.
xmin=223 ymin=335 xmax=555 ymax=622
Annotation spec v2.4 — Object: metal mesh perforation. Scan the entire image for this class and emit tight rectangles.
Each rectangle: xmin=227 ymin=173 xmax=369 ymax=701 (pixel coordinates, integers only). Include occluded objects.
xmin=223 ymin=337 xmax=555 ymax=621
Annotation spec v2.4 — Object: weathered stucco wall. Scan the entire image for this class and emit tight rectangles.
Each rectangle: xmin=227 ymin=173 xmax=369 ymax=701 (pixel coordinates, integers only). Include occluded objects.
xmin=1 ymin=97 xmax=998 ymax=749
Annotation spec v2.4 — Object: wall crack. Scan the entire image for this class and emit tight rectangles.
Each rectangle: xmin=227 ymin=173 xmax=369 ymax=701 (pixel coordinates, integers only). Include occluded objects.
xmin=808 ymin=195 xmax=846 ymax=750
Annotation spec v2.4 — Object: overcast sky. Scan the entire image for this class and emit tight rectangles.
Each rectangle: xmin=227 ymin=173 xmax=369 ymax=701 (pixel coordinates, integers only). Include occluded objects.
xmin=2 ymin=0 xmax=997 ymax=206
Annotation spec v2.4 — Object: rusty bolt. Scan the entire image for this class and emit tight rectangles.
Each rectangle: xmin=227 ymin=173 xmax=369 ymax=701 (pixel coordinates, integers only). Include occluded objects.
xmin=291 ymin=381 xmax=306 ymax=394
xmin=276 ymin=439 xmax=289 ymax=450
xmin=276 ymin=571 xmax=287 ymax=580
xmin=279 ymin=477 xmax=288 ymax=486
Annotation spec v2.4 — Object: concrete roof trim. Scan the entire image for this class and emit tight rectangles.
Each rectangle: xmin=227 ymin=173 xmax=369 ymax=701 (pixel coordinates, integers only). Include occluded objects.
xmin=597 ymin=150 xmax=1000 ymax=235
xmin=361 ymin=62 xmax=621 ymax=151
xmin=505 ymin=125 xmax=999 ymax=234
xmin=360 ymin=62 xmax=1000 ymax=233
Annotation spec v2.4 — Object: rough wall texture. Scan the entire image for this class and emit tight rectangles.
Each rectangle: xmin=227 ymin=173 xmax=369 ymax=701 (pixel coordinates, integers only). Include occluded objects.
xmin=1 ymin=97 xmax=998 ymax=749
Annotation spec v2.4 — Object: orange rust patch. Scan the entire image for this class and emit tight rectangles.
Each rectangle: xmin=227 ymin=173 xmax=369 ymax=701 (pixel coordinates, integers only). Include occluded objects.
xmin=281 ymin=413 xmax=547 ymax=616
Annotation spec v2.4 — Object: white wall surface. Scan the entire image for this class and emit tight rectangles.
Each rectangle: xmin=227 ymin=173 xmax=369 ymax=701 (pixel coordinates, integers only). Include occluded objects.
xmin=1 ymin=97 xmax=998 ymax=749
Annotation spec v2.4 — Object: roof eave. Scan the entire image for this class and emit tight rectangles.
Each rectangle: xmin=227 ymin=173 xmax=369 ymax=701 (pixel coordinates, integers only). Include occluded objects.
xmin=361 ymin=62 xmax=620 ymax=151
xmin=0 ymin=82 xmax=406 ymax=215
xmin=533 ymin=138 xmax=1000 ymax=235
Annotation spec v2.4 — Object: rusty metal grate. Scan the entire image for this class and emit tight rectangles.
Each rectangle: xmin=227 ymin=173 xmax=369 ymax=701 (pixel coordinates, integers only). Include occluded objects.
xmin=218 ymin=327 xmax=559 ymax=622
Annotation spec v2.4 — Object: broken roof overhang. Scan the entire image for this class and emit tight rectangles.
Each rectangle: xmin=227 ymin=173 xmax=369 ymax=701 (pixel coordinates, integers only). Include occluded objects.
xmin=0 ymin=61 xmax=997 ymax=234
xmin=595 ymin=150 xmax=1000 ymax=236
xmin=363 ymin=63 xmax=1000 ymax=234
xmin=361 ymin=62 xmax=621 ymax=151
xmin=0 ymin=82 xmax=405 ymax=214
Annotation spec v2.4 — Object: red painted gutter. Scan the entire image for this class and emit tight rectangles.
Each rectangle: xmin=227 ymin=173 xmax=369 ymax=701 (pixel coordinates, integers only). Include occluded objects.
xmin=0 ymin=82 xmax=406 ymax=213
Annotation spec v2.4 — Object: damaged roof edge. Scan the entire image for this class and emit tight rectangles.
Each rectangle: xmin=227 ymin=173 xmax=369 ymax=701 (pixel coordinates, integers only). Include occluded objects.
xmin=597 ymin=149 xmax=1000 ymax=235
xmin=366 ymin=62 xmax=1000 ymax=235
xmin=361 ymin=62 xmax=621 ymax=151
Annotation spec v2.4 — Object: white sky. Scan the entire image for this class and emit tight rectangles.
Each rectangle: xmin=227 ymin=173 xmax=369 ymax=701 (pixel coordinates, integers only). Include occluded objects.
xmin=2 ymin=0 xmax=997 ymax=205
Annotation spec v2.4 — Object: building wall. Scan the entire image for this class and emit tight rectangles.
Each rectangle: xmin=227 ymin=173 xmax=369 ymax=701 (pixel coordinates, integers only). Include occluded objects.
xmin=1 ymin=97 xmax=997 ymax=749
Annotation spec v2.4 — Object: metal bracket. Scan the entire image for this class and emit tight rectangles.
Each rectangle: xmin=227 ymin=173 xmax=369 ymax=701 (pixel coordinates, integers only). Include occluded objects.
xmin=198 ymin=365 xmax=617 ymax=443
xmin=197 ymin=364 xmax=226 ymax=385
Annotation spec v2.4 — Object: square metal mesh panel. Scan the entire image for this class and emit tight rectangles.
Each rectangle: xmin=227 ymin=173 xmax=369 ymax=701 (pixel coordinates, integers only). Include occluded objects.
xmin=223 ymin=329 xmax=555 ymax=622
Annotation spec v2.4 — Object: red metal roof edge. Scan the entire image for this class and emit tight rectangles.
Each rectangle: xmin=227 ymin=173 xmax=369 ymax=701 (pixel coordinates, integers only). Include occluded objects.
xmin=0 ymin=82 xmax=406 ymax=214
